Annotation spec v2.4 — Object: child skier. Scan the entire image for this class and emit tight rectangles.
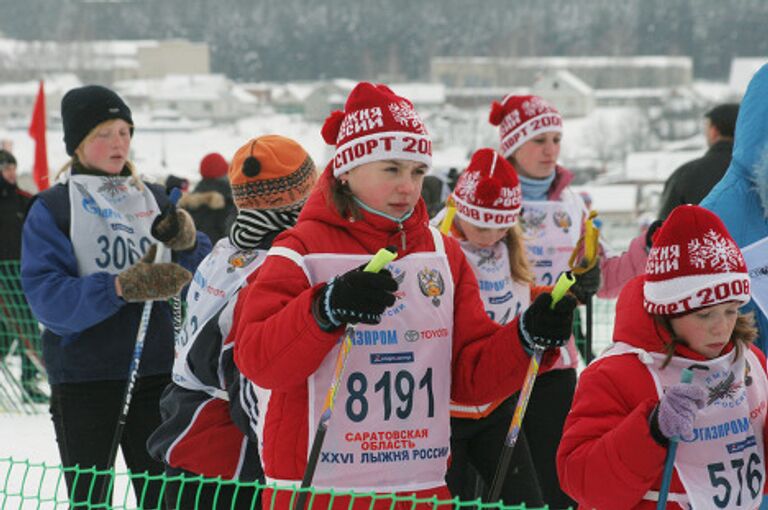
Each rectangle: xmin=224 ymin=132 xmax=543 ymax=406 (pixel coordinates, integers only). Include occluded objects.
xmin=557 ymin=205 xmax=768 ymax=509
xmin=489 ymin=94 xmax=648 ymax=508
xmin=233 ymin=82 xmax=577 ymax=510
xmin=439 ymin=147 xmax=597 ymax=506
xmin=147 ymin=135 xmax=317 ymax=509
xmin=21 ymin=85 xmax=211 ymax=508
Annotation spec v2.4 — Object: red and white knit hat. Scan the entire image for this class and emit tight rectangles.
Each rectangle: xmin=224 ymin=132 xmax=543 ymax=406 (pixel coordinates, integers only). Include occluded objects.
xmin=643 ymin=205 xmax=750 ymax=316
xmin=321 ymin=82 xmax=431 ymax=177
xmin=489 ymin=94 xmax=563 ymax=159
xmin=452 ymin=148 xmax=522 ymax=228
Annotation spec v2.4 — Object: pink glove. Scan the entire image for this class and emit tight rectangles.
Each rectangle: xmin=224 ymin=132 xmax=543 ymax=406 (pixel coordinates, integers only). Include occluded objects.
xmin=656 ymin=383 xmax=706 ymax=439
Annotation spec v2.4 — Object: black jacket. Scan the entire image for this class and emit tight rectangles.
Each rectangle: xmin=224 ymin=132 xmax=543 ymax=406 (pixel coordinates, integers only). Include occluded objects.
xmin=0 ymin=177 xmax=32 ymax=260
xmin=658 ymin=140 xmax=733 ymax=219
xmin=179 ymin=177 xmax=237 ymax=243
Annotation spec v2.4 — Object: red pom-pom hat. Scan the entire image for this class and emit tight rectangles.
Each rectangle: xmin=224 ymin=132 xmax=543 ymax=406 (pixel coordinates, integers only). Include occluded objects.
xmin=643 ymin=205 xmax=750 ymax=315
xmin=452 ymin=148 xmax=522 ymax=228
xmin=489 ymin=94 xmax=563 ymax=159
xmin=321 ymin=82 xmax=432 ymax=177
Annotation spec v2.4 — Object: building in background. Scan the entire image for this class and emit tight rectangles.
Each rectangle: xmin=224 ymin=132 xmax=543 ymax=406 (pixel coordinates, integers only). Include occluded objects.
xmin=0 ymin=38 xmax=209 ymax=85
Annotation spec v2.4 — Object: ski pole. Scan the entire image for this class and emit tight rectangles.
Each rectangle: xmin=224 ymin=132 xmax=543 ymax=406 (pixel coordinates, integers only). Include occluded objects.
xmin=657 ymin=368 xmax=693 ymax=510
xmin=488 ymin=271 xmax=576 ymax=502
xmin=99 ymin=188 xmax=182 ymax=504
xmin=294 ymin=247 xmax=398 ymax=510
xmin=167 ymin=188 xmax=184 ymax=347
xmin=569 ymin=210 xmax=601 ymax=364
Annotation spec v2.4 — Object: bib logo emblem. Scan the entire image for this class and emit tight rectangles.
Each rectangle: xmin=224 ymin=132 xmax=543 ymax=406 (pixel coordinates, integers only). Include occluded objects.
xmin=552 ymin=209 xmax=572 ymax=233
xmin=521 ymin=208 xmax=546 ymax=238
xmin=705 ymin=369 xmax=745 ymax=409
xmin=417 ymin=267 xmax=445 ymax=307
xmin=98 ymin=178 xmax=129 ymax=204
xmin=404 ymin=330 xmax=419 ymax=342
xmin=227 ymin=250 xmax=260 ymax=273
xmin=473 ymin=246 xmax=503 ymax=272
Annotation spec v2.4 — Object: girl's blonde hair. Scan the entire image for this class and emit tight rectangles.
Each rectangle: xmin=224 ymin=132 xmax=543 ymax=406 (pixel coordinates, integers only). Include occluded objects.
xmin=55 ymin=119 xmax=141 ymax=190
xmin=656 ymin=311 xmax=758 ymax=368
xmin=504 ymin=224 xmax=534 ymax=284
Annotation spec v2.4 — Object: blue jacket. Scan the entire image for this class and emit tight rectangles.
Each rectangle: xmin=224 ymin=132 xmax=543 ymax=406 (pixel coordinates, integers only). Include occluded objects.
xmin=701 ymin=63 xmax=768 ymax=352
xmin=21 ymin=178 xmax=212 ymax=384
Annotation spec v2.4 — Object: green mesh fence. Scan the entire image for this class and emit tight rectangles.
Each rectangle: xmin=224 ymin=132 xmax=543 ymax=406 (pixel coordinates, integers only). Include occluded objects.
xmin=0 ymin=261 xmax=48 ymax=413
xmin=0 ymin=457 xmax=553 ymax=509
xmin=573 ymin=299 xmax=617 ymax=365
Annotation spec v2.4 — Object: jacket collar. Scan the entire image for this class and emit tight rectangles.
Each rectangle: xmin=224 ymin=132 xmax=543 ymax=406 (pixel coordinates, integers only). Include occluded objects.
xmin=296 ymin=165 xmax=431 ymax=255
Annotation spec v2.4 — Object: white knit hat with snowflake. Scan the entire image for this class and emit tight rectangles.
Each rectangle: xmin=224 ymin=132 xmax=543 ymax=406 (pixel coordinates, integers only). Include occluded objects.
xmin=643 ymin=205 xmax=750 ymax=315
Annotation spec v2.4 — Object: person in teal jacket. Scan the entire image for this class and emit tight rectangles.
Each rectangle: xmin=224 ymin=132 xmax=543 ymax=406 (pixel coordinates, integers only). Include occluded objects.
xmin=701 ymin=62 xmax=768 ymax=354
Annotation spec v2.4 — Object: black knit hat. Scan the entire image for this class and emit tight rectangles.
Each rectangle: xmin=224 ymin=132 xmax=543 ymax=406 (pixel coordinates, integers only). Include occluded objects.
xmin=61 ymin=85 xmax=134 ymax=156
xmin=0 ymin=149 xmax=16 ymax=169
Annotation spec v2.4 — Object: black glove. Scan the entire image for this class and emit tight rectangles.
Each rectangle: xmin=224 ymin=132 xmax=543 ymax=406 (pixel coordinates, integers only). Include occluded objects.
xmin=518 ymin=293 xmax=577 ymax=352
xmin=571 ymin=265 xmax=601 ymax=303
xmin=313 ymin=266 xmax=398 ymax=330
xmin=645 ymin=219 xmax=663 ymax=251
xmin=151 ymin=203 xmax=197 ymax=251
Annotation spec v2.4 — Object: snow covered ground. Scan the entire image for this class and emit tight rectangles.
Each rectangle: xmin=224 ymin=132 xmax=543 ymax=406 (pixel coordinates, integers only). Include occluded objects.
xmin=0 ymin=411 xmax=140 ymax=508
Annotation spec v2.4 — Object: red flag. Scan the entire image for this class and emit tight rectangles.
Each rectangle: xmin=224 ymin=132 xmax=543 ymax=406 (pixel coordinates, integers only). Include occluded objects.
xmin=28 ymin=81 xmax=49 ymax=191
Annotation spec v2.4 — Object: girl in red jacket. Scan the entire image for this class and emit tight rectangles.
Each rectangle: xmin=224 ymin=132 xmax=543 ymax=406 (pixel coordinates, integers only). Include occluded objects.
xmin=438 ymin=148 xmax=598 ymax=507
xmin=232 ymin=83 xmax=577 ymax=510
xmin=557 ymin=204 xmax=767 ymax=509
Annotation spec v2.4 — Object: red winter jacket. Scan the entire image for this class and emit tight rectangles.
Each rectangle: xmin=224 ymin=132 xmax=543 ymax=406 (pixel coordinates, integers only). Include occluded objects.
xmin=557 ymin=275 xmax=768 ymax=509
xmin=233 ymin=167 xmax=540 ymax=493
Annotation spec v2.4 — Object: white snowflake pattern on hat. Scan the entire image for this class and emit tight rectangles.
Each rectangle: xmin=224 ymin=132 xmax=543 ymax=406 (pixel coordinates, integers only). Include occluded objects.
xmin=522 ymin=97 xmax=550 ymax=117
xmin=388 ymin=101 xmax=426 ymax=133
xmin=459 ymin=171 xmax=481 ymax=202
xmin=688 ymin=229 xmax=744 ymax=272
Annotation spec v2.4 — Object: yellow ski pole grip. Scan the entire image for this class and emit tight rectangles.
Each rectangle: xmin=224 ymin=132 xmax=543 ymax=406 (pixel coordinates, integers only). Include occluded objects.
xmin=550 ymin=271 xmax=576 ymax=309
xmin=363 ymin=247 xmax=398 ymax=273
xmin=439 ymin=199 xmax=457 ymax=235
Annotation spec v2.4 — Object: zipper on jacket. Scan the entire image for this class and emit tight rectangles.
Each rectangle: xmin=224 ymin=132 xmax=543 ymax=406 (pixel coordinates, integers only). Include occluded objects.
xmin=398 ymin=223 xmax=406 ymax=252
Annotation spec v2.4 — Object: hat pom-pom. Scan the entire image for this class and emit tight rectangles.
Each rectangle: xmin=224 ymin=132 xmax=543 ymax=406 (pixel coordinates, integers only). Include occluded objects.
xmin=476 ymin=179 xmax=501 ymax=203
xmin=489 ymin=101 xmax=505 ymax=126
xmin=242 ymin=156 xmax=261 ymax=177
xmin=321 ymin=110 xmax=346 ymax=145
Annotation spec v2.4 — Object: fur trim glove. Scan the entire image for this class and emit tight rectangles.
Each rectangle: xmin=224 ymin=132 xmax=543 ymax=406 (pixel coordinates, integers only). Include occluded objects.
xmin=518 ymin=293 xmax=577 ymax=352
xmin=117 ymin=245 xmax=192 ymax=302
xmin=151 ymin=203 xmax=197 ymax=251
xmin=312 ymin=266 xmax=398 ymax=331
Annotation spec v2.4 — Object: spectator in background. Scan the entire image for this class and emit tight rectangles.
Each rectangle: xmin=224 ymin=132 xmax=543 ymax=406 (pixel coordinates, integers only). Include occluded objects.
xmin=179 ymin=152 xmax=237 ymax=243
xmin=0 ymin=149 xmax=46 ymax=403
xmin=658 ymin=103 xmax=739 ymax=219
xmin=702 ymin=64 xmax=768 ymax=355
xmin=164 ymin=174 xmax=190 ymax=195
xmin=420 ymin=167 xmax=461 ymax=219
xmin=0 ymin=150 xmax=30 ymax=261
